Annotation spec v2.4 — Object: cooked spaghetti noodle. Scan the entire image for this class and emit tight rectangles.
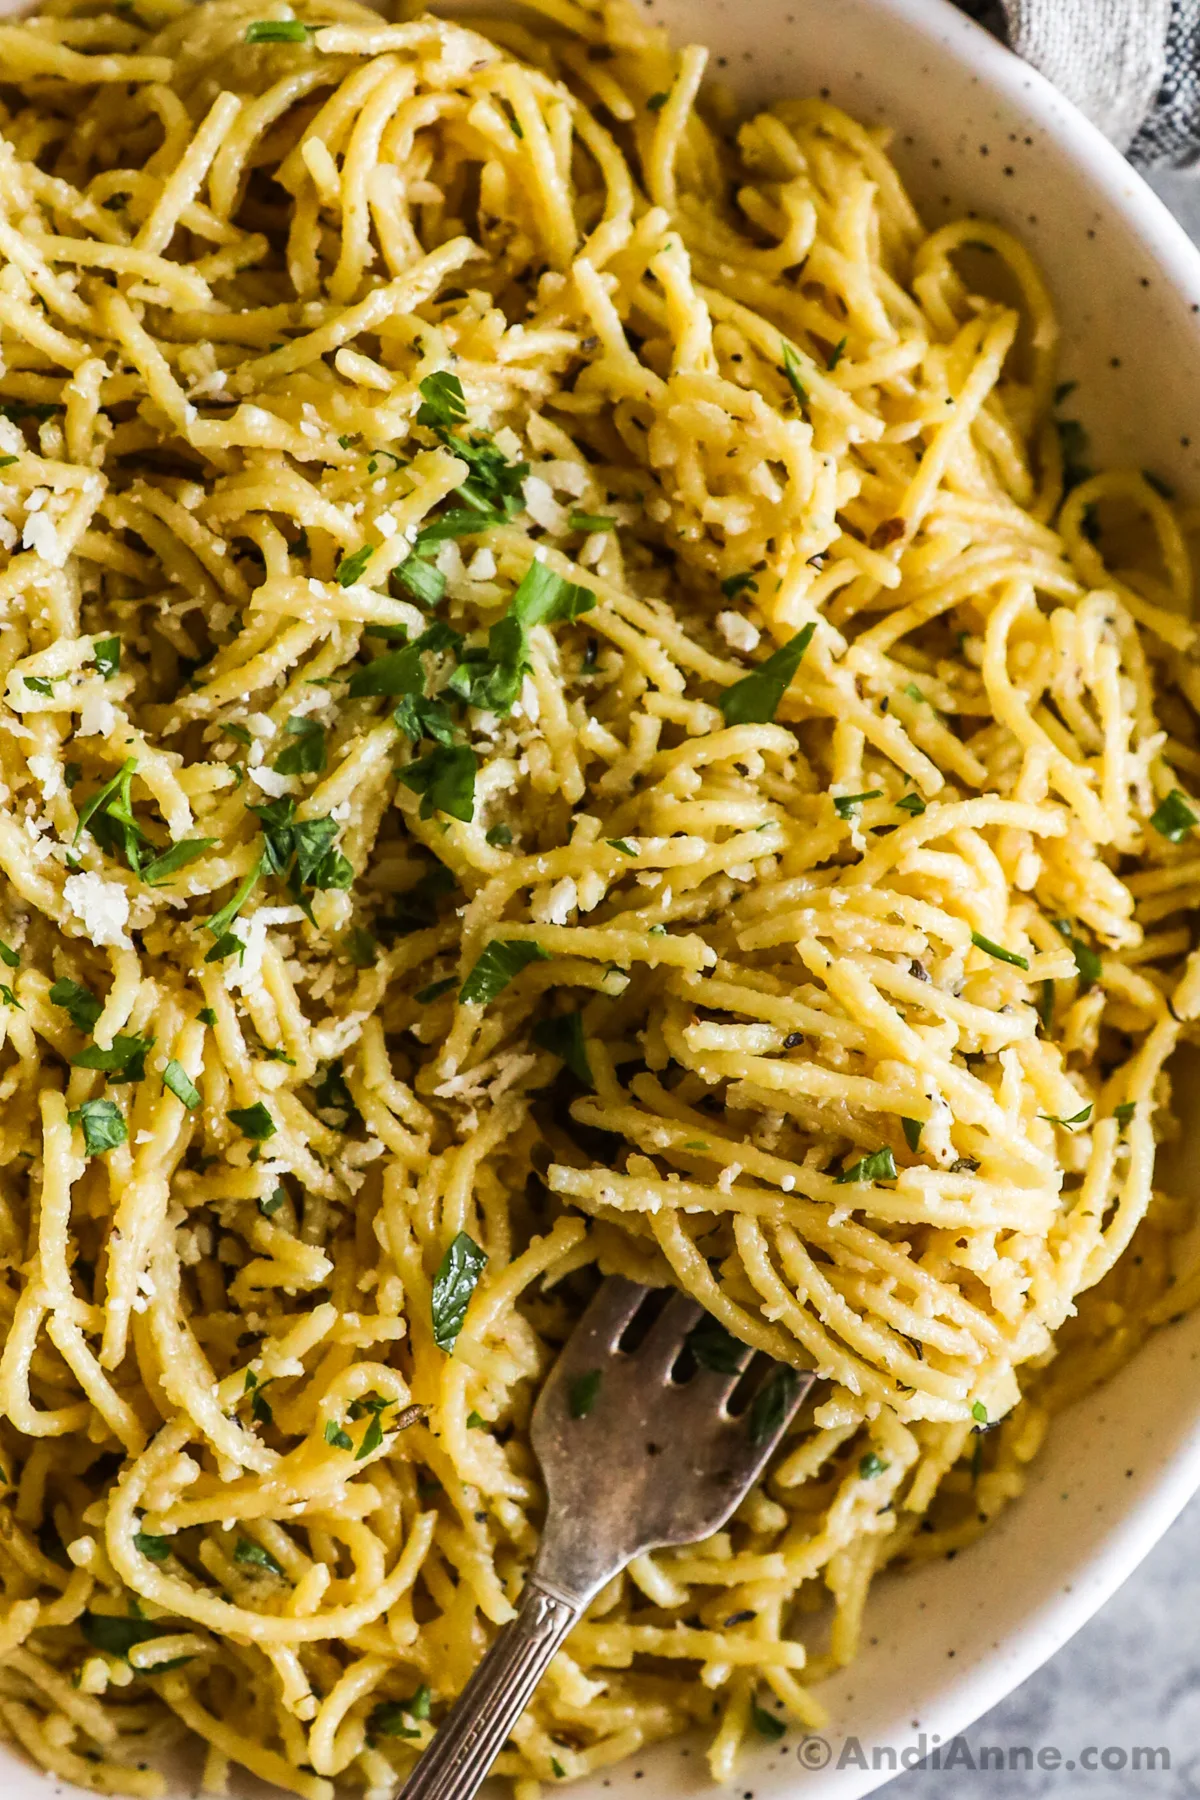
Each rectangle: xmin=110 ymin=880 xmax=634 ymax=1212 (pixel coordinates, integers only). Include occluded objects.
xmin=0 ymin=0 xmax=1198 ymax=1792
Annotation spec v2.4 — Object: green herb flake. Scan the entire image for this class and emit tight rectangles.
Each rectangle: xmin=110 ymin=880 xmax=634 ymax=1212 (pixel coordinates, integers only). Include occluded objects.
xmin=415 ymin=976 xmax=457 ymax=1005
xmin=162 ymin=1060 xmax=200 ymax=1110
xmin=747 ymin=1365 xmax=802 ymax=1447
xmin=141 ymin=837 xmax=216 ymax=887
xmin=92 ymin=637 xmax=120 ymax=680
xmin=833 ymin=789 xmax=882 ymax=820
xmin=971 ymin=1400 xmax=988 ymax=1424
xmin=81 ymin=1612 xmax=172 ymax=1660
xmin=780 ymin=340 xmax=809 ymax=407
xmin=836 ymin=1147 xmax=897 ymax=1185
xmin=718 ymin=623 xmax=815 ymax=726
xmin=228 ymin=1102 xmax=276 ymax=1142
xmin=895 ymin=791 xmax=926 ymax=816
xmin=688 ymin=1315 xmax=746 ymax=1373
xmin=569 ymin=510 xmax=616 ymax=533
xmin=858 ymin=1451 xmax=888 ymax=1479
xmin=234 ymin=1537 xmax=284 ymax=1576
xmin=417 ymin=370 xmax=468 ymax=429
xmin=335 ymin=545 xmax=374 ymax=588
xmin=399 ymin=744 xmax=477 ymax=823
xmin=486 ymin=823 xmax=513 ymax=847
xmin=71 ymin=1033 xmax=152 ymax=1082
xmin=273 ymin=716 xmax=326 ymax=777
xmin=393 ymin=554 xmax=446 ymax=607
xmin=431 ymin=1230 xmax=487 ymax=1352
xmin=1114 ymin=1101 xmax=1137 ymax=1128
xmin=466 ymin=1410 xmax=485 ymax=1429
xmin=1040 ymin=1103 xmax=1093 ymax=1129
xmin=0 ymin=941 xmax=18 ymax=970
xmin=198 ymin=1007 xmax=217 ymax=1027
xmin=826 ymin=336 xmax=848 ymax=371
xmin=133 ymin=1532 xmax=171 ymax=1563
xmin=647 ymin=90 xmax=670 ymax=111
xmin=532 ymin=1011 xmax=592 ymax=1085
xmin=551 ymin=1758 xmax=567 ymax=1779
xmin=970 ymin=930 xmax=1029 ymax=971
xmin=459 ymin=938 xmax=550 ymax=1005
xmin=324 ymin=1420 xmax=352 ymax=1450
xmin=568 ymin=1369 xmax=602 ymax=1418
xmin=720 ymin=572 xmax=758 ymax=601
xmin=607 ymin=838 xmax=637 ymax=856
xmin=1150 ymin=788 xmax=1199 ymax=843
xmin=901 ymin=1117 xmax=922 ymax=1152
xmin=69 ymin=1098 xmax=126 ymax=1156
xmin=245 ymin=18 xmax=312 ymax=40
xmin=751 ymin=1701 xmax=787 ymax=1741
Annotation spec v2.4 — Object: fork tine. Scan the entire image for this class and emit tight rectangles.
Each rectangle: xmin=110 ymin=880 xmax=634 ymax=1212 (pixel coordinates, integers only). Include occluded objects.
xmin=558 ymin=1274 xmax=648 ymax=1366
xmin=634 ymin=1289 xmax=703 ymax=1382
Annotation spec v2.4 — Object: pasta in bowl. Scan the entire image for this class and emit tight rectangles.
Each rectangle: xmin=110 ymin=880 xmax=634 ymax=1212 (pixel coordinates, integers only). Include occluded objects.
xmin=0 ymin=0 xmax=1198 ymax=1794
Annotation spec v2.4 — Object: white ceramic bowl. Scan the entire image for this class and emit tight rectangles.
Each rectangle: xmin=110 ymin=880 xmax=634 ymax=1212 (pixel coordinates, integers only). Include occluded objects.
xmin=5 ymin=2 xmax=1200 ymax=1798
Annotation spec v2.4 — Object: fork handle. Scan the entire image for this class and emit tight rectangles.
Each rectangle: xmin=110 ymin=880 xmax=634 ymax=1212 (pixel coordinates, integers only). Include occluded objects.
xmin=397 ymin=1578 xmax=582 ymax=1800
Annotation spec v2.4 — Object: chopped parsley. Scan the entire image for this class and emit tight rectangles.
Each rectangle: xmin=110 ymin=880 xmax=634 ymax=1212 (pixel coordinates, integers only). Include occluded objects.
xmin=162 ymin=1061 xmax=200 ymax=1109
xmin=833 ymin=790 xmax=882 ymax=819
xmin=228 ymin=1102 xmax=275 ymax=1142
xmin=895 ymin=791 xmax=926 ymax=816
xmin=416 ymin=371 xmax=468 ymax=430
xmin=1040 ymin=1103 xmax=1092 ymax=1129
xmin=334 ymin=545 xmax=374 ymax=588
xmin=447 ymin=561 xmax=595 ymax=715
xmin=568 ymin=1369 xmax=602 ymax=1418
xmin=71 ymin=1032 xmax=151 ymax=1083
xmin=431 ymin=1230 xmax=487 ymax=1352
xmin=1150 ymin=788 xmax=1198 ymax=843
xmin=69 ymin=1098 xmax=127 ymax=1156
xmin=92 ymin=637 xmax=120 ymax=680
xmin=399 ymin=744 xmax=477 ymax=822
xmin=234 ymin=1538 xmax=284 ymax=1576
xmin=392 ymin=554 xmax=445 ymax=607
xmin=532 ymin=1011 xmax=592 ymax=1085
xmin=50 ymin=977 xmax=102 ymax=1032
xmin=718 ymin=622 xmax=816 ymax=726
xmin=141 ymin=837 xmax=215 ymax=886
xmin=901 ymin=1117 xmax=922 ymax=1152
xmin=780 ymin=339 xmax=808 ymax=407
xmin=272 ymin=715 xmax=326 ymax=777
xmin=836 ymin=1147 xmax=897 ymax=1184
xmin=568 ymin=510 xmax=616 ymax=532
xmin=969 ymin=930 xmax=1028 ymax=971
xmin=747 ymin=1365 xmax=803 ymax=1446
xmin=244 ymin=18 xmax=313 ymax=40
xmin=750 ymin=1701 xmax=786 ymax=1741
xmin=459 ymin=938 xmax=550 ymax=1005
xmin=1114 ymin=1101 xmax=1137 ymax=1128
xmin=858 ymin=1451 xmax=888 ymax=1479
xmin=720 ymin=571 xmax=758 ymax=601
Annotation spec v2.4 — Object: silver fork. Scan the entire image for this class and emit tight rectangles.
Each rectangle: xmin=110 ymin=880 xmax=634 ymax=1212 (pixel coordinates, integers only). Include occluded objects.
xmin=398 ymin=1275 xmax=815 ymax=1800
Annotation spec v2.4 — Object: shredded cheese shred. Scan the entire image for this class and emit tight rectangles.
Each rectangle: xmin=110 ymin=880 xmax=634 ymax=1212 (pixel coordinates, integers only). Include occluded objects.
xmin=0 ymin=0 xmax=1198 ymax=1792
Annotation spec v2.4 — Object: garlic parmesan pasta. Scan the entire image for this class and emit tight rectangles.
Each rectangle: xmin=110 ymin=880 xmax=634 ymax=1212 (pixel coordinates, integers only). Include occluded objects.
xmin=0 ymin=0 xmax=1198 ymax=1793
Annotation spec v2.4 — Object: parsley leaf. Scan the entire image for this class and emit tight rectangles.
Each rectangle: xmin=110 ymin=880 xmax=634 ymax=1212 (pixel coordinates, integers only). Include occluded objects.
xmin=1150 ymin=788 xmax=1198 ymax=843
xmin=141 ymin=838 xmax=215 ymax=886
xmin=447 ymin=562 xmax=595 ymax=715
xmin=272 ymin=716 xmax=326 ymax=777
xmin=718 ymin=624 xmax=815 ymax=726
xmin=244 ymin=18 xmax=312 ymax=40
xmin=81 ymin=1612 xmax=174 ymax=1659
xmin=970 ymin=930 xmax=1029 ymax=971
xmin=71 ymin=1033 xmax=152 ymax=1083
xmin=228 ymin=1102 xmax=275 ymax=1142
xmin=0 ymin=941 xmax=17 ymax=968
xmin=901 ymin=1117 xmax=922 ymax=1151
xmin=747 ymin=1365 xmax=803 ymax=1446
xmin=568 ymin=1370 xmax=602 ymax=1418
xmin=687 ymin=1315 xmax=746 ymax=1373
xmin=780 ymin=339 xmax=809 ymax=406
xmin=133 ymin=1532 xmax=171 ymax=1562
xmin=335 ymin=545 xmax=374 ymax=588
xmin=568 ymin=510 xmax=616 ymax=533
xmin=392 ymin=555 xmax=446 ymax=607
xmin=720 ymin=572 xmax=758 ymax=601
xmin=833 ymin=789 xmax=882 ymax=819
xmin=1040 ymin=1103 xmax=1093 ymax=1129
xmin=836 ymin=1147 xmax=897 ymax=1184
xmin=532 ymin=1011 xmax=591 ymax=1085
xmin=49 ymin=978 xmax=102 ymax=1033
xmin=459 ymin=939 xmax=550 ymax=1004
xmin=416 ymin=371 xmax=467 ymax=429
xmin=751 ymin=1701 xmax=786 ymax=1741
xmin=324 ymin=1419 xmax=352 ymax=1449
xmin=234 ymin=1538 xmax=284 ymax=1576
xmin=895 ymin=791 xmax=926 ymax=816
xmin=431 ymin=1231 xmax=487 ymax=1352
xmin=163 ymin=1060 xmax=200 ymax=1109
xmin=69 ymin=1098 xmax=126 ymax=1156
xmin=93 ymin=637 xmax=120 ymax=680
xmin=399 ymin=745 xmax=477 ymax=822
xmin=858 ymin=1451 xmax=888 ymax=1478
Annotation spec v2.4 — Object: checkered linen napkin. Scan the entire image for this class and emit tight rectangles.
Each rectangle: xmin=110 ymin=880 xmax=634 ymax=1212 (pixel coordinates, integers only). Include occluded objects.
xmin=958 ymin=0 xmax=1200 ymax=166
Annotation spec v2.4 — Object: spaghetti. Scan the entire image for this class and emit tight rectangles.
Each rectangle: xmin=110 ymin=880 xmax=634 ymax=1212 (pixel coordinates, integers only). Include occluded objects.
xmin=0 ymin=0 xmax=1197 ymax=1792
